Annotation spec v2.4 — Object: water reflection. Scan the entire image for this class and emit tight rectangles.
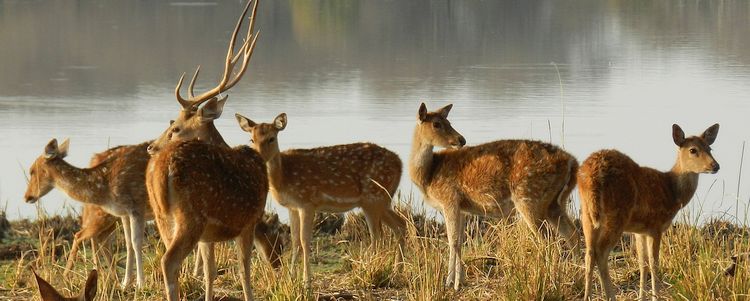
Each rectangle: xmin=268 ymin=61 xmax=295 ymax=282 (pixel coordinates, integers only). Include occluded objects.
xmin=0 ymin=0 xmax=748 ymax=222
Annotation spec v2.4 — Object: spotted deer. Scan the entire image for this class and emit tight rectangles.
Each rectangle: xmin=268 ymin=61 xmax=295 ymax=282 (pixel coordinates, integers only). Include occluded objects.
xmin=235 ymin=112 xmax=407 ymax=286
xmin=63 ymin=204 xmax=117 ymax=277
xmin=145 ymin=1 xmax=270 ymax=300
xmin=34 ymin=269 xmax=97 ymax=301
xmin=408 ymin=103 xmax=580 ymax=290
xmin=579 ymin=124 xmax=720 ymax=301
xmin=24 ymin=139 xmax=152 ymax=289
xmin=63 ymin=145 xmax=127 ymax=277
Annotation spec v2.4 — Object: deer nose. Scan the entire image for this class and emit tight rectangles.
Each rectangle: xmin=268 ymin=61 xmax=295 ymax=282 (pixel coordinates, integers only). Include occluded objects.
xmin=711 ymin=162 xmax=720 ymax=173
xmin=147 ymin=144 xmax=157 ymax=155
xmin=458 ymin=136 xmax=466 ymax=147
xmin=25 ymin=195 xmax=37 ymax=203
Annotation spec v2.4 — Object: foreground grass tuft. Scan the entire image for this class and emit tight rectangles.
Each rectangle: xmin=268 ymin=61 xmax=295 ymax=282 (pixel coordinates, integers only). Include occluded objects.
xmin=0 ymin=198 xmax=748 ymax=300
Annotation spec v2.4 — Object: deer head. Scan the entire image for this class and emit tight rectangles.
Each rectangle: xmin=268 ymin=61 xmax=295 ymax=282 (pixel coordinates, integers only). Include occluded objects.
xmin=35 ymin=269 xmax=97 ymax=301
xmin=415 ymin=103 xmax=466 ymax=149
xmin=147 ymin=0 xmax=260 ymax=155
xmin=235 ymin=112 xmax=287 ymax=162
xmin=24 ymin=138 xmax=70 ymax=203
xmin=672 ymin=123 xmax=720 ymax=174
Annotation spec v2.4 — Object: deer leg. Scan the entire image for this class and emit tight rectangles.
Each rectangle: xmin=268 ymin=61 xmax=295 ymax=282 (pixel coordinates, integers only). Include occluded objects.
xmin=299 ymin=208 xmax=315 ymax=289
xmin=582 ymin=213 xmax=597 ymax=300
xmin=443 ymin=204 xmax=465 ymax=290
xmin=120 ymin=216 xmax=134 ymax=289
xmin=647 ymin=233 xmax=662 ymax=301
xmin=595 ymin=231 xmax=619 ymax=301
xmin=237 ymin=225 xmax=256 ymax=301
xmin=64 ymin=236 xmax=83 ymax=277
xmin=193 ymin=247 xmax=204 ymax=277
xmin=362 ymin=206 xmax=383 ymax=248
xmin=162 ymin=224 xmax=200 ymax=301
xmin=635 ymin=234 xmax=649 ymax=301
xmin=383 ymin=208 xmax=407 ymax=264
xmin=129 ymin=214 xmax=146 ymax=288
xmin=198 ymin=242 xmax=216 ymax=301
xmin=289 ymin=208 xmax=302 ymax=273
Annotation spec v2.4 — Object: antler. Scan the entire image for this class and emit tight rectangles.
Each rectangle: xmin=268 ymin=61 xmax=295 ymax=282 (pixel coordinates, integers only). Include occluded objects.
xmin=175 ymin=0 xmax=260 ymax=110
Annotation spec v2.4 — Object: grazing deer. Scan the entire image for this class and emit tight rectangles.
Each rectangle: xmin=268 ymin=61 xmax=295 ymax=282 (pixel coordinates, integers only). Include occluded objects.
xmin=24 ymin=139 xmax=152 ymax=289
xmin=145 ymin=1 xmax=270 ymax=300
xmin=579 ymin=124 xmax=720 ymax=301
xmin=34 ymin=269 xmax=97 ymax=301
xmin=235 ymin=112 xmax=407 ymax=286
xmin=64 ymin=204 xmax=117 ymax=277
xmin=408 ymin=103 xmax=580 ymax=290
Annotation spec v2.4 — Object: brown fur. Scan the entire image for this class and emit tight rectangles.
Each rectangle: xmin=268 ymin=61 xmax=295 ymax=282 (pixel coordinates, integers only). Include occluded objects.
xmin=236 ymin=113 xmax=407 ymax=286
xmin=579 ymin=124 xmax=720 ymax=301
xmin=24 ymin=139 xmax=152 ymax=288
xmin=35 ymin=269 xmax=97 ymax=301
xmin=146 ymin=140 xmax=268 ymax=301
xmin=409 ymin=103 xmax=579 ymax=289
xmin=63 ymin=145 xmax=128 ymax=277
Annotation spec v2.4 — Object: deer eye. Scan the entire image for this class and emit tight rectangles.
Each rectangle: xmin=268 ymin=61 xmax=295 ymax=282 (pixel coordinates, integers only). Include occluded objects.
xmin=689 ymin=148 xmax=697 ymax=154
xmin=172 ymin=127 xmax=180 ymax=133
xmin=268 ymin=137 xmax=276 ymax=144
xmin=433 ymin=122 xmax=442 ymax=129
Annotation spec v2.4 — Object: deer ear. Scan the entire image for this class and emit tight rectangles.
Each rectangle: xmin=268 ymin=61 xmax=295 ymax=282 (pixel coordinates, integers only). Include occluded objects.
xmin=437 ymin=104 xmax=453 ymax=118
xmin=672 ymin=124 xmax=685 ymax=146
xmin=199 ymin=95 xmax=228 ymax=123
xmin=235 ymin=113 xmax=257 ymax=133
xmin=274 ymin=113 xmax=287 ymax=131
xmin=34 ymin=270 xmax=64 ymax=301
xmin=701 ymin=123 xmax=720 ymax=145
xmin=44 ymin=139 xmax=59 ymax=159
xmin=82 ymin=269 xmax=98 ymax=301
xmin=57 ymin=138 xmax=70 ymax=159
xmin=418 ymin=103 xmax=428 ymax=122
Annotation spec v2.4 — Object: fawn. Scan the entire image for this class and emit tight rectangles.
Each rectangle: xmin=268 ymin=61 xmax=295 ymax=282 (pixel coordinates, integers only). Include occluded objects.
xmin=236 ymin=112 xmax=407 ymax=286
xmin=408 ymin=103 xmax=580 ymax=289
xmin=34 ymin=269 xmax=97 ymax=301
xmin=578 ymin=123 xmax=720 ymax=300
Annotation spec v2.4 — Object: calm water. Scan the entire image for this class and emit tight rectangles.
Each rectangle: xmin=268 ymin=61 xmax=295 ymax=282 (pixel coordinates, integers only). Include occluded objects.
xmin=1 ymin=0 xmax=748 ymax=223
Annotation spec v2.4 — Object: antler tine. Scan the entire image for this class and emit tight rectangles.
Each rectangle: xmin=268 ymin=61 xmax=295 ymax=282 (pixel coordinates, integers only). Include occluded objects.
xmin=174 ymin=72 xmax=192 ymax=109
xmin=186 ymin=0 xmax=257 ymax=109
xmin=224 ymin=31 xmax=259 ymax=90
xmin=188 ymin=65 xmax=201 ymax=99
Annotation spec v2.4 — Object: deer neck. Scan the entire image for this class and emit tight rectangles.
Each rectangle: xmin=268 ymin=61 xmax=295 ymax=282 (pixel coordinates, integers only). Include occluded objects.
xmin=48 ymin=159 xmax=110 ymax=205
xmin=409 ymin=128 xmax=435 ymax=193
xmin=668 ymin=161 xmax=700 ymax=208
xmin=265 ymin=152 xmax=285 ymax=190
xmin=204 ymin=123 xmax=229 ymax=147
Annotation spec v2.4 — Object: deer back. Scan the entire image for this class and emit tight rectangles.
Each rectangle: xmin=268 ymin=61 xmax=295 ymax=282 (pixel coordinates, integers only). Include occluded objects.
xmin=280 ymin=143 xmax=402 ymax=199
xmin=148 ymin=140 xmax=268 ymax=239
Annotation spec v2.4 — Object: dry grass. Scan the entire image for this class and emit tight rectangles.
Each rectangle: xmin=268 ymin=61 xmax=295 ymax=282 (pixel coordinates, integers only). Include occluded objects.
xmin=1 ymin=197 xmax=748 ymax=301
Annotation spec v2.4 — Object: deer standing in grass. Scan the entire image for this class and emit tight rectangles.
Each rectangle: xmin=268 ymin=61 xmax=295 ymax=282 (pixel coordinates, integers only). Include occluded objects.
xmin=579 ymin=124 xmax=720 ymax=301
xmin=63 ymin=145 xmax=127 ymax=277
xmin=408 ymin=103 xmax=580 ymax=290
xmin=145 ymin=1 xmax=271 ymax=300
xmin=24 ymin=139 xmax=152 ymax=289
xmin=235 ymin=112 xmax=407 ymax=286
xmin=35 ymin=269 xmax=98 ymax=301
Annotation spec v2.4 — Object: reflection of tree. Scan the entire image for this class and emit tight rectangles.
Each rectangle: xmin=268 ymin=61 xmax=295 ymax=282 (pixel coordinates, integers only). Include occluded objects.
xmin=0 ymin=0 xmax=748 ymax=102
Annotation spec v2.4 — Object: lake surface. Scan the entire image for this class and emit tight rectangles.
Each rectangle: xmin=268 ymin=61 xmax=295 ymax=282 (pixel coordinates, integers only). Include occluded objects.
xmin=1 ymin=0 xmax=748 ymax=223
